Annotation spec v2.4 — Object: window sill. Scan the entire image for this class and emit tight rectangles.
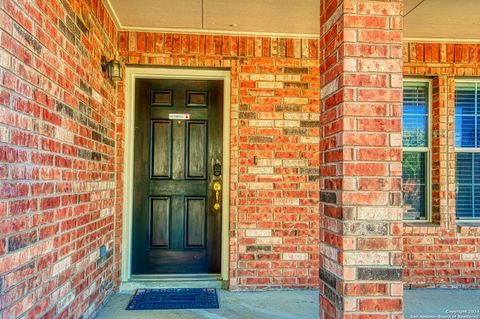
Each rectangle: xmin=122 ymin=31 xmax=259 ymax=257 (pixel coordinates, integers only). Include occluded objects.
xmin=456 ymin=222 xmax=480 ymax=236
xmin=403 ymin=222 xmax=440 ymax=234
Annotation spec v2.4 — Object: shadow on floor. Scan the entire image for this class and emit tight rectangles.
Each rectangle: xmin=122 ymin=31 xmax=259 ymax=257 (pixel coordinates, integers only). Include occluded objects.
xmin=95 ymin=289 xmax=320 ymax=319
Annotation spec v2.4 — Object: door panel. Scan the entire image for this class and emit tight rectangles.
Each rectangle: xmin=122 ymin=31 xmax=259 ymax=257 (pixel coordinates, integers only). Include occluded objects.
xmin=151 ymin=90 xmax=173 ymax=106
xmin=132 ymin=79 xmax=223 ymax=274
xmin=185 ymin=197 xmax=206 ymax=248
xmin=186 ymin=121 xmax=207 ymax=179
xmin=186 ymin=91 xmax=208 ymax=107
xmin=150 ymin=197 xmax=170 ymax=247
xmin=151 ymin=121 xmax=172 ymax=179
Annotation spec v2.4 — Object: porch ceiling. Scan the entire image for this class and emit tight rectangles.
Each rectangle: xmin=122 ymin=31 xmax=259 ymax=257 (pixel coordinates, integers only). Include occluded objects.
xmin=404 ymin=0 xmax=480 ymax=41
xmin=103 ymin=0 xmax=480 ymax=40
xmin=102 ymin=0 xmax=320 ymax=37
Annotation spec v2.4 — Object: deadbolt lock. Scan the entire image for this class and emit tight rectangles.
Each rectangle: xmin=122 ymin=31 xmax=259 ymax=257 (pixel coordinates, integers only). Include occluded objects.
xmin=213 ymin=181 xmax=221 ymax=210
xmin=213 ymin=163 xmax=222 ymax=176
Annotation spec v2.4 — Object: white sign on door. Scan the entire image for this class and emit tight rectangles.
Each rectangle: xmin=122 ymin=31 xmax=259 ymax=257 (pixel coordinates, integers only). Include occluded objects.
xmin=168 ymin=113 xmax=190 ymax=120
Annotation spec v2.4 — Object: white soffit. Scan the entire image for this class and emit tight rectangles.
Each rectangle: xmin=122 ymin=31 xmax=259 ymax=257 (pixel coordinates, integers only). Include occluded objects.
xmin=103 ymin=0 xmax=320 ymax=37
xmin=404 ymin=0 xmax=480 ymax=41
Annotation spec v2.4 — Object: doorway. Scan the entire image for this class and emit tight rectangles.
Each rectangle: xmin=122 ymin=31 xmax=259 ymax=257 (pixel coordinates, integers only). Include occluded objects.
xmin=132 ymin=79 xmax=223 ymax=274
xmin=122 ymin=68 xmax=230 ymax=282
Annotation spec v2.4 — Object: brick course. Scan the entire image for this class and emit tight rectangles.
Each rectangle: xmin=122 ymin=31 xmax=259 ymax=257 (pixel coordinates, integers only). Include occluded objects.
xmin=0 ymin=0 xmax=118 ymax=318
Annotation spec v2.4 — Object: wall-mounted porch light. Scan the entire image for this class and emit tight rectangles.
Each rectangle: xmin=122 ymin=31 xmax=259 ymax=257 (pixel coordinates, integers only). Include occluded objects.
xmin=101 ymin=56 xmax=122 ymax=81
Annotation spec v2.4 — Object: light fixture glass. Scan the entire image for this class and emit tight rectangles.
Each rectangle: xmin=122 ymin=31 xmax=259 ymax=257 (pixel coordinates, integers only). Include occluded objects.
xmin=108 ymin=58 xmax=122 ymax=81
xmin=101 ymin=56 xmax=122 ymax=81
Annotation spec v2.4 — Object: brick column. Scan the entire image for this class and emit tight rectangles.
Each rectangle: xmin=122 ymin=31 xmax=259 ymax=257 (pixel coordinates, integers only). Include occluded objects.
xmin=320 ymin=1 xmax=404 ymax=318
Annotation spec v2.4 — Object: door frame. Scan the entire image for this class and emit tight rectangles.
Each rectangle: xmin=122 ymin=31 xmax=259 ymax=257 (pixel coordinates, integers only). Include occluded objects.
xmin=122 ymin=67 xmax=231 ymax=282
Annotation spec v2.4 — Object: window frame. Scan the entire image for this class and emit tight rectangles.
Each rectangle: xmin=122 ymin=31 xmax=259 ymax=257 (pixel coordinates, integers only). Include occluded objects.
xmin=454 ymin=79 xmax=480 ymax=220
xmin=402 ymin=78 xmax=432 ymax=222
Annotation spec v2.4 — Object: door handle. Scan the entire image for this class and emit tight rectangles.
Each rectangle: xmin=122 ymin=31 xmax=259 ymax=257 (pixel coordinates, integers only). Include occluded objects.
xmin=213 ymin=181 xmax=221 ymax=211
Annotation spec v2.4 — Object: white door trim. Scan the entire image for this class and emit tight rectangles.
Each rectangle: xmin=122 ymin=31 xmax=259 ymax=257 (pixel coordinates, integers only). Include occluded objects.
xmin=121 ymin=67 xmax=231 ymax=282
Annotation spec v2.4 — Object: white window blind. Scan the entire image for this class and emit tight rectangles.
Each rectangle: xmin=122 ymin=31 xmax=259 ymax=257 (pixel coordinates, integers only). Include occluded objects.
xmin=455 ymin=81 xmax=480 ymax=219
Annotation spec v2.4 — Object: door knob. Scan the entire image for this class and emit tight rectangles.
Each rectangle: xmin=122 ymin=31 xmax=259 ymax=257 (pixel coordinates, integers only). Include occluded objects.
xmin=213 ymin=181 xmax=221 ymax=211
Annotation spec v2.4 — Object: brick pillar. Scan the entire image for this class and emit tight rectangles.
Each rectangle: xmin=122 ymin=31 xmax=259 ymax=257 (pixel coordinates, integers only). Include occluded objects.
xmin=431 ymin=75 xmax=456 ymax=229
xmin=319 ymin=1 xmax=404 ymax=318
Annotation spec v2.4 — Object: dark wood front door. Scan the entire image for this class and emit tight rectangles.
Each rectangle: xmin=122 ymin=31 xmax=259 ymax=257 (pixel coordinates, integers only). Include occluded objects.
xmin=132 ymin=79 xmax=223 ymax=274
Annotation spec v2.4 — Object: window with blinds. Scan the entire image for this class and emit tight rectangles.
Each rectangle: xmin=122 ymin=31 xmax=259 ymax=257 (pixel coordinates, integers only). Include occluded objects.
xmin=403 ymin=83 xmax=429 ymax=148
xmin=455 ymin=82 xmax=480 ymax=219
xmin=402 ymin=81 xmax=430 ymax=220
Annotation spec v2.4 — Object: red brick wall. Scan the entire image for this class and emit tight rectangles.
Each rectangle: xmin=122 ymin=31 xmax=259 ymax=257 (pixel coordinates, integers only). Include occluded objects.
xmin=403 ymin=42 xmax=480 ymax=288
xmin=0 ymin=0 xmax=118 ymax=317
xmin=117 ymin=32 xmax=321 ymax=289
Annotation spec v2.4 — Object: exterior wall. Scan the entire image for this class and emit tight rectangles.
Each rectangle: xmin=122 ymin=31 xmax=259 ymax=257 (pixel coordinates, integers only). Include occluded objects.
xmin=117 ymin=32 xmax=321 ymax=289
xmin=0 ymin=0 xmax=118 ymax=318
xmin=5 ymin=1 xmax=480 ymax=319
xmin=403 ymin=42 xmax=480 ymax=288
xmin=319 ymin=1 xmax=404 ymax=318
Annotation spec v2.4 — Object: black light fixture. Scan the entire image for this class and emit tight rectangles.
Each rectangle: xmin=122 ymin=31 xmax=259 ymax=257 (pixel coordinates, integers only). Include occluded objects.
xmin=101 ymin=56 xmax=122 ymax=81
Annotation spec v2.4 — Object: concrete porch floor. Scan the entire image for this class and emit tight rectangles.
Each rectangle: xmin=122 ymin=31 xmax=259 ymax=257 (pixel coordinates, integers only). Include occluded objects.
xmin=95 ymin=289 xmax=319 ymax=319
xmin=94 ymin=289 xmax=480 ymax=319
xmin=404 ymin=289 xmax=480 ymax=318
